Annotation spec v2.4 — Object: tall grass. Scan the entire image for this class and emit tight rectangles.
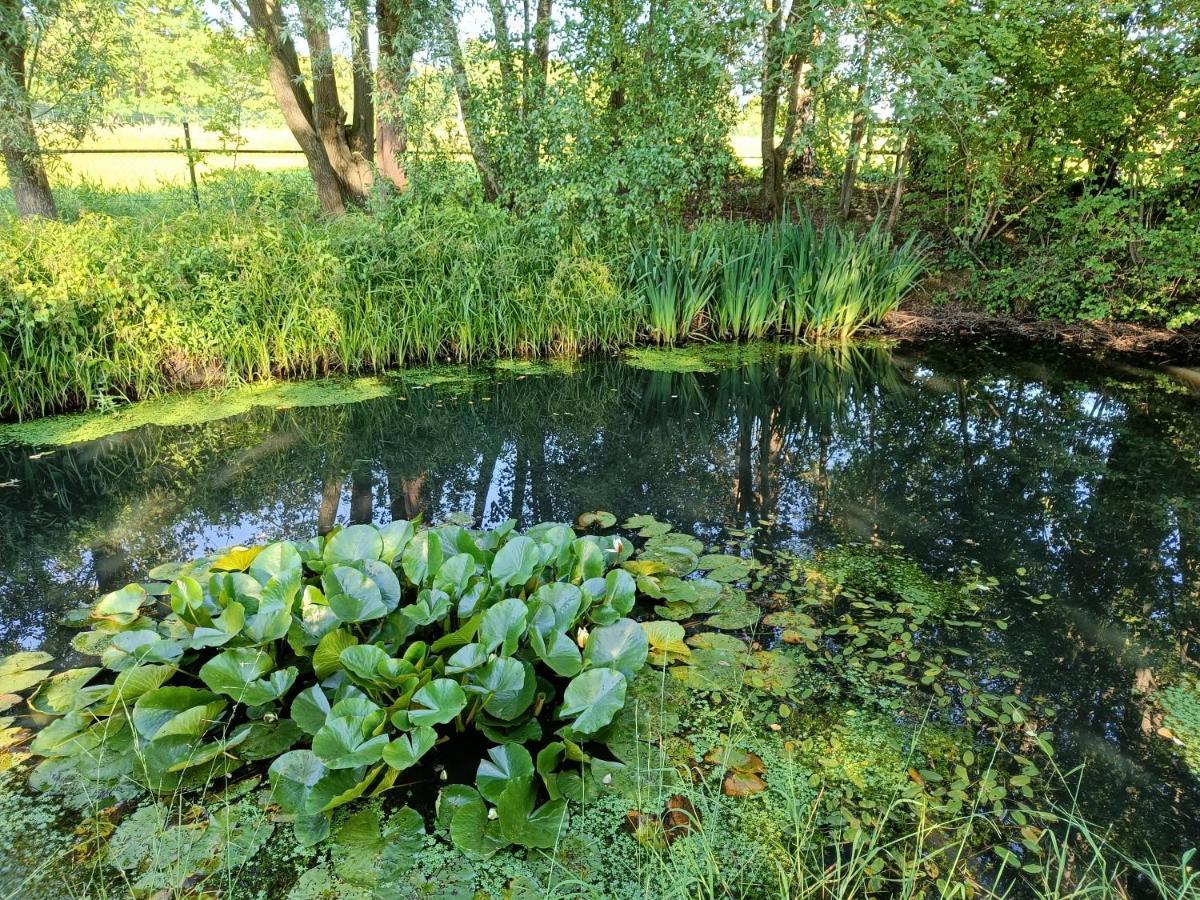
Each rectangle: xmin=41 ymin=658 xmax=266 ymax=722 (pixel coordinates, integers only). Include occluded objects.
xmin=0 ymin=175 xmax=926 ymax=421
xmin=631 ymin=217 xmax=926 ymax=344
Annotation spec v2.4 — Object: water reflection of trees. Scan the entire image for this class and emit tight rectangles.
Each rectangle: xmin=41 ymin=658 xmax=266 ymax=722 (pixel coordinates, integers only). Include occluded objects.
xmin=2 ymin=345 xmax=1199 ymax=846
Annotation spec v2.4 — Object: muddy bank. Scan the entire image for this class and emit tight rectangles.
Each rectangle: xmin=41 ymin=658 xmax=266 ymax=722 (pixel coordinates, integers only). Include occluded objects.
xmin=879 ymin=301 xmax=1200 ymax=364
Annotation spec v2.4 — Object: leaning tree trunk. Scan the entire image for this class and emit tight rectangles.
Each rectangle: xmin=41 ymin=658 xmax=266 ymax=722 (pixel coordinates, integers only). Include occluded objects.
xmin=435 ymin=0 xmax=503 ymax=202
xmin=244 ymin=0 xmax=348 ymax=215
xmin=0 ymin=0 xmax=56 ymax=219
xmin=297 ymin=0 xmax=372 ymax=202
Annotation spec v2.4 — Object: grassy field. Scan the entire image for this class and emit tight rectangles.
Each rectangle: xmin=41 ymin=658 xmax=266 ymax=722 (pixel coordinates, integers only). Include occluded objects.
xmin=3 ymin=124 xmax=306 ymax=191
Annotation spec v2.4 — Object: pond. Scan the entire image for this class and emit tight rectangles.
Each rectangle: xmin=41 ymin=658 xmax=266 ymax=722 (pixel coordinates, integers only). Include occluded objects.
xmin=1 ymin=342 xmax=1198 ymax=896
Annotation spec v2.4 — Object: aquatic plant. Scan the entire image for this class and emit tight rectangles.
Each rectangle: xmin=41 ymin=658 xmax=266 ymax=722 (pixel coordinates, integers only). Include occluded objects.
xmin=2 ymin=517 xmax=665 ymax=851
xmin=632 ymin=217 xmax=926 ymax=343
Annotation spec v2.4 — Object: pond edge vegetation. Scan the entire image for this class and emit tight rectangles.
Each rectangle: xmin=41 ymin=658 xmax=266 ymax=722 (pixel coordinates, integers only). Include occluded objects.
xmin=0 ymin=205 xmax=924 ymax=422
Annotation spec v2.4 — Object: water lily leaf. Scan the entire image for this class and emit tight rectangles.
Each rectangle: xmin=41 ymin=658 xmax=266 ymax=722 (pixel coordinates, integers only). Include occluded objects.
xmin=583 ymin=619 xmax=648 ymax=679
xmin=242 ymin=597 xmax=294 ymax=646
xmin=467 ymin=657 xmax=533 ymax=721
xmin=706 ymin=600 xmax=761 ymax=630
xmin=0 ymin=651 xmax=53 ymax=676
xmin=761 ymin=610 xmax=822 ymax=645
xmin=379 ymin=520 xmax=416 ymax=565
xmin=236 ymin=719 xmax=303 ymax=760
xmin=293 ymin=814 xmax=332 ymax=848
xmin=498 ymin=774 xmax=567 ymax=848
xmin=531 ymin=582 xmax=584 ymax=632
xmin=168 ymin=576 xmax=210 ymax=626
xmin=0 ymin=665 xmax=52 ymax=695
xmin=639 ymin=545 xmax=698 ymax=577
xmin=480 ymin=597 xmax=529 ymax=656
xmin=622 ymin=514 xmax=658 ymax=529
xmin=705 ymin=747 xmax=767 ymax=797
xmin=576 ymin=511 xmax=616 ymax=529
xmin=189 ymin=601 xmax=246 ymax=649
xmin=644 ymin=533 xmax=703 ymax=555
xmin=707 ymin=564 xmax=751 ymax=583
xmin=570 ymin=538 xmax=605 ymax=582
xmin=100 ymin=630 xmax=183 ymax=670
xmin=340 ymin=645 xmax=414 ymax=689
xmin=437 ymin=783 xmax=481 ymax=828
xmin=269 ymin=749 xmax=358 ymax=816
xmin=433 ymin=552 xmax=475 ymax=599
xmin=325 ymin=525 xmax=385 ymax=565
xmin=402 ymin=530 xmax=443 ymax=587
xmin=445 ymin=642 xmax=489 ymax=676
xmin=291 ymin=685 xmax=332 ymax=735
xmin=400 ymin=588 xmax=451 ymax=627
xmin=102 ymin=663 xmax=176 ymax=710
xmin=381 ymin=724 xmax=437 ymax=771
xmin=131 ymin=686 xmax=224 ymax=740
xmin=449 ymin=789 xmax=506 ymax=857
xmin=477 ymin=743 xmax=534 ymax=803
xmin=687 ymin=632 xmax=747 ymax=652
xmin=200 ymin=648 xmax=296 ymax=706
xmin=491 ymin=536 xmax=541 ymax=588
xmin=410 ymin=679 xmax=467 ymax=726
xmin=642 ymin=621 xmax=691 ymax=665
xmin=324 ymin=566 xmax=387 ymax=623
xmin=622 ymin=560 xmax=672 ymax=577
xmin=313 ymin=628 xmax=359 ymax=679
xmin=212 ymin=546 xmax=262 ymax=572
xmin=638 ymin=521 xmax=673 ymax=538
xmin=312 ymin=698 xmax=388 ymax=768
xmin=560 ymin=669 xmax=627 ymax=735
xmin=529 ymin=628 xmax=582 ymax=677
xmin=26 ymin=667 xmax=100 ymax=714
xmin=250 ymin=541 xmax=303 ymax=584
xmin=91 ymin=585 xmax=148 ymax=626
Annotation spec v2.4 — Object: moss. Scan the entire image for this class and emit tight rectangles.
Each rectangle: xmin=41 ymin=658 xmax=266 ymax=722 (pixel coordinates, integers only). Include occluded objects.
xmin=0 ymin=376 xmax=397 ymax=447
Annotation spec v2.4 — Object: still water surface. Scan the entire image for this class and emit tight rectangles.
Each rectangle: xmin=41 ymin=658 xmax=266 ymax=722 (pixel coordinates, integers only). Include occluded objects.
xmin=2 ymin=344 xmax=1198 ymax=853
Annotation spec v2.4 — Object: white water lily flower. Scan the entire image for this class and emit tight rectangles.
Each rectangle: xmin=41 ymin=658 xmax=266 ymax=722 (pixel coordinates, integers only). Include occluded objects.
xmin=576 ymin=626 xmax=589 ymax=648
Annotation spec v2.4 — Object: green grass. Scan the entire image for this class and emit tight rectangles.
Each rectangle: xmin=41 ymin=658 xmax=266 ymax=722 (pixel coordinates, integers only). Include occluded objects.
xmin=0 ymin=173 xmax=925 ymax=421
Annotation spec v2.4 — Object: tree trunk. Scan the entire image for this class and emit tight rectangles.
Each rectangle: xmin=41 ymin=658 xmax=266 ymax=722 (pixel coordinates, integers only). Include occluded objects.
xmin=760 ymin=0 xmax=811 ymax=219
xmin=838 ymin=27 xmax=873 ymax=218
xmin=243 ymin=0 xmax=348 ymax=215
xmin=885 ymin=134 xmax=912 ymax=233
xmin=377 ymin=0 xmax=416 ymax=191
xmin=0 ymin=0 xmax=56 ymax=219
xmin=349 ymin=0 xmax=375 ymax=162
xmin=435 ymin=0 xmax=503 ymax=201
xmin=297 ymin=0 xmax=371 ymax=201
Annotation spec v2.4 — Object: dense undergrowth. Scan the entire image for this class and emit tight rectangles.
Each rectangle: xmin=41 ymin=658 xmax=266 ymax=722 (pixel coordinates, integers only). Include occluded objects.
xmin=0 ymin=514 xmax=1196 ymax=898
xmin=0 ymin=172 xmax=924 ymax=421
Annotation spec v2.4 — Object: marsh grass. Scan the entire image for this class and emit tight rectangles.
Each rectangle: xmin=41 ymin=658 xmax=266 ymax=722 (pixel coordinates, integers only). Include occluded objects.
xmin=632 ymin=217 xmax=926 ymax=345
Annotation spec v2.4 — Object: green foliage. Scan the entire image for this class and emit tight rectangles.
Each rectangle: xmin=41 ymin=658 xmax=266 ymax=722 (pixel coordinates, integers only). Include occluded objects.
xmin=632 ymin=216 xmax=925 ymax=343
xmin=1161 ymin=678 xmax=1200 ymax=778
xmin=4 ymin=517 xmax=671 ymax=850
xmin=0 ymin=195 xmax=638 ymax=419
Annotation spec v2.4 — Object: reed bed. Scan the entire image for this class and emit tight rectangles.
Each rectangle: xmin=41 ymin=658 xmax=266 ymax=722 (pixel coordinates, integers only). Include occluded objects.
xmin=0 ymin=188 xmax=924 ymax=421
xmin=632 ymin=217 xmax=926 ymax=344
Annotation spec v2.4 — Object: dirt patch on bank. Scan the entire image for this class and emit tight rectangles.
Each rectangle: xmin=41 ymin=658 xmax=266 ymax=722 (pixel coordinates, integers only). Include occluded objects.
xmin=879 ymin=300 xmax=1200 ymax=364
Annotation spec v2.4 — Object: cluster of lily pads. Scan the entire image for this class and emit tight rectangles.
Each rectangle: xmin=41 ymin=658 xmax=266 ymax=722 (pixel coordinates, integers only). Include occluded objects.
xmin=1 ymin=512 xmax=759 ymax=853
